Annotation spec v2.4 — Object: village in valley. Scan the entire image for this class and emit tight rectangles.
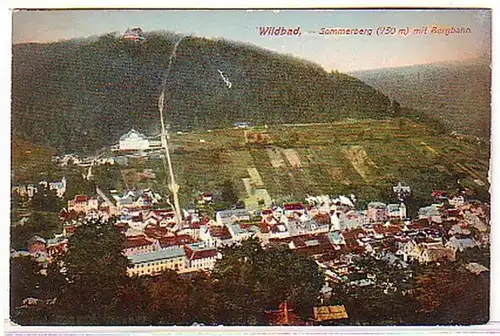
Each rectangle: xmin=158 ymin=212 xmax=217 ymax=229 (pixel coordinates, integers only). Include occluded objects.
xmin=11 ymin=123 xmax=491 ymax=325
xmin=9 ymin=16 xmax=492 ymax=326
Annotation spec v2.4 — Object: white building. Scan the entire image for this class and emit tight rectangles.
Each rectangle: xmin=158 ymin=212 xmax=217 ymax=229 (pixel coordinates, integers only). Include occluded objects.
xmin=215 ymin=209 xmax=250 ymax=226
xmin=119 ymin=129 xmax=150 ymax=151
xmin=185 ymin=243 xmax=221 ymax=271
xmin=387 ymin=203 xmax=407 ymax=220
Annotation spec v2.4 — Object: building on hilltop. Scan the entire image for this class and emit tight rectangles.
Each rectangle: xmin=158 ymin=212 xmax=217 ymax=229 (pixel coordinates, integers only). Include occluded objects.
xmin=119 ymin=129 xmax=150 ymax=151
xmin=122 ymin=27 xmax=145 ymax=42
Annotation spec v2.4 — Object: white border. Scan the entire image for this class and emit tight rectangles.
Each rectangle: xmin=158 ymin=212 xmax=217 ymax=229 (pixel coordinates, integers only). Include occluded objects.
xmin=3 ymin=1 xmax=498 ymax=334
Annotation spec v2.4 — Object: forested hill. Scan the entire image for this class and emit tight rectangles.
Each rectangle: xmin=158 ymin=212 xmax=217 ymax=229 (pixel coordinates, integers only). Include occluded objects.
xmin=12 ymin=31 xmax=392 ymax=153
xmin=351 ymin=57 xmax=492 ymax=142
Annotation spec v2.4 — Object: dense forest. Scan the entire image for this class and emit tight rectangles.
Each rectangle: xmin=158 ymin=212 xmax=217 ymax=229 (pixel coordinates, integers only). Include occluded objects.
xmin=352 ymin=57 xmax=492 ymax=142
xmin=12 ymin=31 xmax=393 ymax=153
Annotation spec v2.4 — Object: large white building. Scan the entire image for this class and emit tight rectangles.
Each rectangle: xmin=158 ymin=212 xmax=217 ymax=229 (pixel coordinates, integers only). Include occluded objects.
xmin=119 ymin=129 xmax=150 ymax=151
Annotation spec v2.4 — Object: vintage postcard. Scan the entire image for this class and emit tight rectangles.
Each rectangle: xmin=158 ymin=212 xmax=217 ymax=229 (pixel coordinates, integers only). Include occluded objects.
xmin=8 ymin=8 xmax=492 ymax=328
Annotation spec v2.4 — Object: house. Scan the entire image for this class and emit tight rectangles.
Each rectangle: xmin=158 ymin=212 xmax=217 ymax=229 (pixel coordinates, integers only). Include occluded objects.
xmin=184 ymin=243 xmax=221 ymax=271
xmin=449 ymin=196 xmax=465 ymax=207
xmin=227 ymin=223 xmax=252 ymax=242
xmin=63 ymin=224 xmax=78 ymax=237
xmin=332 ymin=210 xmax=367 ymax=231
xmin=402 ymin=240 xmax=456 ymax=263
xmin=13 ymin=184 xmax=39 ymax=198
xmin=215 ymin=209 xmax=250 ymax=226
xmin=328 ymin=231 xmax=346 ymax=245
xmin=269 ymin=223 xmax=290 ymax=239
xmin=123 ymin=236 xmax=159 ymax=256
xmin=46 ymin=237 xmax=68 ymax=257
xmin=119 ymin=129 xmax=150 ymax=151
xmin=199 ymin=225 xmax=233 ymax=248
xmin=234 ymin=122 xmax=251 ymax=129
xmin=313 ymin=305 xmax=348 ymax=323
xmin=201 ymin=192 xmax=213 ymax=203
xmin=272 ymin=206 xmax=284 ymax=218
xmin=367 ymin=202 xmax=388 ymax=223
xmin=387 ymin=203 xmax=407 ymax=220
xmin=445 ymin=236 xmax=478 ymax=252
xmin=49 ymin=177 xmax=67 ymax=198
xmin=266 ymin=301 xmax=311 ymax=326
xmin=380 ymin=251 xmax=408 ymax=269
xmin=418 ymin=204 xmax=443 ymax=223
xmin=28 ymin=236 xmax=47 ymax=254
xmin=158 ymin=234 xmax=196 ymax=250
xmin=465 ymin=262 xmax=489 ymax=275
xmin=127 ymin=247 xmax=187 ymax=277
xmin=283 ymin=203 xmax=305 ymax=216
xmin=67 ymin=195 xmax=98 ymax=214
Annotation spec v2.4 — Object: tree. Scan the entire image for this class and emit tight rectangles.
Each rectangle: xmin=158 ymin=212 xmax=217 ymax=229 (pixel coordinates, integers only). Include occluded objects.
xmin=260 ymin=246 xmax=324 ymax=315
xmin=212 ymin=238 xmax=268 ymax=325
xmin=57 ymin=217 xmax=129 ymax=324
xmin=10 ymin=256 xmax=40 ymax=320
xmin=410 ymin=262 xmax=488 ymax=325
xmin=114 ymin=277 xmax=149 ymax=325
xmin=185 ymin=272 xmax=220 ymax=325
xmin=145 ymin=270 xmax=190 ymax=325
xmin=330 ymin=256 xmax=419 ymax=325
xmin=212 ymin=238 xmax=324 ymax=325
xmin=30 ymin=186 xmax=61 ymax=213
xmin=220 ymin=179 xmax=239 ymax=206
xmin=10 ymin=212 xmax=62 ymax=251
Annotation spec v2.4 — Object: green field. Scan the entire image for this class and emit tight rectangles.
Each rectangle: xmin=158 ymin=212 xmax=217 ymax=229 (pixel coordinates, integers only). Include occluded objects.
xmin=119 ymin=119 xmax=491 ymax=207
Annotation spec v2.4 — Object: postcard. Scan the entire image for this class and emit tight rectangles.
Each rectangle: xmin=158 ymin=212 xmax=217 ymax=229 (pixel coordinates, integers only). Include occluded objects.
xmin=8 ymin=8 xmax=492 ymax=329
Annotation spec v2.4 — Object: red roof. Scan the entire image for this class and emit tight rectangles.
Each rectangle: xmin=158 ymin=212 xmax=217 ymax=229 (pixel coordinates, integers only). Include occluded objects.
xmin=144 ymin=226 xmax=170 ymax=239
xmin=131 ymin=214 xmax=143 ymax=223
xmin=209 ymin=226 xmax=232 ymax=239
xmin=158 ymin=234 xmax=196 ymax=248
xmin=314 ymin=213 xmax=331 ymax=225
xmin=284 ymin=203 xmax=305 ymax=211
xmin=124 ymin=236 xmax=154 ymax=249
xmin=200 ymin=217 xmax=211 ymax=225
xmin=64 ymin=225 xmax=77 ymax=234
xmin=185 ymin=246 xmax=218 ymax=260
xmin=342 ymin=228 xmax=365 ymax=240
xmin=74 ymin=195 xmax=89 ymax=203
xmin=189 ymin=221 xmax=202 ymax=229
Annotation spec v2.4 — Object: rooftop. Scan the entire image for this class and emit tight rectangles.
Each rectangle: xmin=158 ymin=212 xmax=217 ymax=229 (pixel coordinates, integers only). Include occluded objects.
xmin=128 ymin=247 xmax=185 ymax=265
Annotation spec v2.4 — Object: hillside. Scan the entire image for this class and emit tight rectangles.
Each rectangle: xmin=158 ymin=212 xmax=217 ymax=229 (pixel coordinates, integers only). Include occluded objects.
xmin=351 ymin=58 xmax=491 ymax=141
xmin=12 ymin=32 xmax=392 ymax=153
xmin=99 ymin=119 xmax=490 ymax=214
xmin=11 ymin=137 xmax=57 ymax=183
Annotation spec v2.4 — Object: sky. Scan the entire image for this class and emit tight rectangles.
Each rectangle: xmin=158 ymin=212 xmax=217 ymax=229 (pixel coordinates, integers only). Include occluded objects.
xmin=11 ymin=9 xmax=491 ymax=72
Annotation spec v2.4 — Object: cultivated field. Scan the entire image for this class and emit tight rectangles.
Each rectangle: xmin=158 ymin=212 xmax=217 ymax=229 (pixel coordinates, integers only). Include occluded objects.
xmin=133 ymin=119 xmax=490 ymax=206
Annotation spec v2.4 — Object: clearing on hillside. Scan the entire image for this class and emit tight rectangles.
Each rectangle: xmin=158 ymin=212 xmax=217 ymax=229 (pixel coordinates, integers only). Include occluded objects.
xmin=267 ymin=147 xmax=286 ymax=168
xmin=343 ymin=145 xmax=377 ymax=182
xmin=283 ymin=149 xmax=302 ymax=168
xmin=248 ymin=167 xmax=264 ymax=187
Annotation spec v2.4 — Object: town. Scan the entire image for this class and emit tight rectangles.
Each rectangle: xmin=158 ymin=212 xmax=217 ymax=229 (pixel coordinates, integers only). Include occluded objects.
xmin=10 ymin=127 xmax=491 ymax=326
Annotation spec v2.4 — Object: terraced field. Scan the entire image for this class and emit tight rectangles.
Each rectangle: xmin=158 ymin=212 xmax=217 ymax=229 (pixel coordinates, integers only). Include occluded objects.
xmin=140 ymin=119 xmax=490 ymax=206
